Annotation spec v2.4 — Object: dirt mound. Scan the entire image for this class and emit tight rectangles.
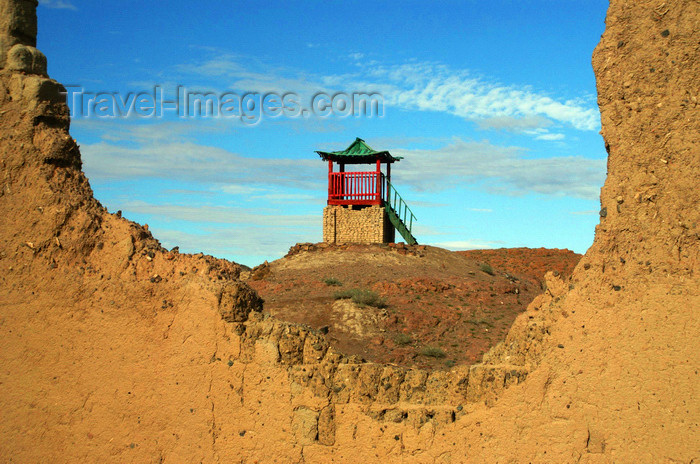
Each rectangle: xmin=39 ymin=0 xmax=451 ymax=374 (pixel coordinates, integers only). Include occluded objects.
xmin=456 ymin=247 xmax=580 ymax=281
xmin=0 ymin=0 xmax=698 ymax=462
xmin=247 ymin=243 xmax=580 ymax=369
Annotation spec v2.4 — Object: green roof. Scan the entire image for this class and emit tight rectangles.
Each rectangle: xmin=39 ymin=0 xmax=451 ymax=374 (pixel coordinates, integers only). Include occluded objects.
xmin=316 ymin=138 xmax=403 ymax=164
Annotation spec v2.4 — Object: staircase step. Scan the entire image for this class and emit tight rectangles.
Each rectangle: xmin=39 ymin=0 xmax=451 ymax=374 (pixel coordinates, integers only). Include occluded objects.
xmin=385 ymin=203 xmax=417 ymax=245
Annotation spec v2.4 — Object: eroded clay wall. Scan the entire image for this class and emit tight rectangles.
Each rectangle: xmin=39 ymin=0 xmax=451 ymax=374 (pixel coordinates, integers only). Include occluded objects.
xmin=0 ymin=0 xmax=698 ymax=462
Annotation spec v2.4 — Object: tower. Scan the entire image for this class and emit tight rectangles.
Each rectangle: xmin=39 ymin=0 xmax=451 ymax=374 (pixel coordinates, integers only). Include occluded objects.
xmin=317 ymin=138 xmax=417 ymax=245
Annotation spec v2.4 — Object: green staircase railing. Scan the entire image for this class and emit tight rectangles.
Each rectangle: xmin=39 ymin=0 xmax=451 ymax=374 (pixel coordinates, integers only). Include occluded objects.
xmin=384 ymin=181 xmax=417 ymax=245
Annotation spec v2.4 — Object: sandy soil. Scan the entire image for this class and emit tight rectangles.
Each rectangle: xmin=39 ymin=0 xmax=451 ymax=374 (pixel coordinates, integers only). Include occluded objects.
xmin=0 ymin=0 xmax=698 ymax=462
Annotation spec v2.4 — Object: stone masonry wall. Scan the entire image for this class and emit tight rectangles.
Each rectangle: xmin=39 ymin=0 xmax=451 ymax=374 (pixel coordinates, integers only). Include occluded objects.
xmin=323 ymin=205 xmax=394 ymax=244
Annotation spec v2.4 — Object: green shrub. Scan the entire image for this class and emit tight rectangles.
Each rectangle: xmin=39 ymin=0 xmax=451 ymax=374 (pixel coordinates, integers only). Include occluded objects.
xmin=394 ymin=333 xmax=412 ymax=346
xmin=419 ymin=346 xmax=446 ymax=358
xmin=323 ymin=277 xmax=342 ymax=286
xmin=479 ymin=263 xmax=495 ymax=276
xmin=333 ymin=288 xmax=387 ymax=308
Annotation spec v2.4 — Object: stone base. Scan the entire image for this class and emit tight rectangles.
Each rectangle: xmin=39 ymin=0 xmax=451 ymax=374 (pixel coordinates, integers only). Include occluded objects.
xmin=323 ymin=205 xmax=395 ymax=244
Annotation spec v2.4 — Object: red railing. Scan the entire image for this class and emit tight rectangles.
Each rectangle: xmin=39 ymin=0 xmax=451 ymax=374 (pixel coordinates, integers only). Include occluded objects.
xmin=328 ymin=171 xmax=386 ymax=205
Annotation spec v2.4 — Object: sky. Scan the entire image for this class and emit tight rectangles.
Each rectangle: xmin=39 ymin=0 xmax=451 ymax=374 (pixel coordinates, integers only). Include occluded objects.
xmin=37 ymin=0 xmax=610 ymax=267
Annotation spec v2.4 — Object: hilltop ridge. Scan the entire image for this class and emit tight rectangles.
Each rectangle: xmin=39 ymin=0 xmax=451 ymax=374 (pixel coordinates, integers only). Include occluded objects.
xmin=247 ymin=243 xmax=580 ymax=369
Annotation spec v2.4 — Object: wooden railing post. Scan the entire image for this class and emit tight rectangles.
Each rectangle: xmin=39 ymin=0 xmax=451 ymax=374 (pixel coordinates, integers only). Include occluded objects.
xmin=386 ymin=163 xmax=391 ymax=202
xmin=376 ymin=158 xmax=381 ymax=203
xmin=328 ymin=160 xmax=333 ymax=202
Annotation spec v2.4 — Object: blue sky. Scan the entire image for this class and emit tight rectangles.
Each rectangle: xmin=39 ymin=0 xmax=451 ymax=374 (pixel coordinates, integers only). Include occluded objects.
xmin=37 ymin=0 xmax=609 ymax=267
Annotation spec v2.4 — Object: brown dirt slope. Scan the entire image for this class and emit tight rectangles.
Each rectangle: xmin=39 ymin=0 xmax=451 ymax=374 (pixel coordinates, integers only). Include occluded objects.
xmin=247 ymin=243 xmax=580 ymax=369
xmin=0 ymin=0 xmax=698 ymax=462
xmin=456 ymin=247 xmax=580 ymax=281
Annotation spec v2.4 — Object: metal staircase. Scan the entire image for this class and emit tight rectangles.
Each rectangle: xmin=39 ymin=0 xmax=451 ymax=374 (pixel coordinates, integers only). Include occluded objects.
xmin=384 ymin=181 xmax=417 ymax=245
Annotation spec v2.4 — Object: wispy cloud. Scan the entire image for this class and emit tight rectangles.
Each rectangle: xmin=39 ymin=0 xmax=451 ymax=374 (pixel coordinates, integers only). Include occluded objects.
xmin=250 ymin=192 xmax=322 ymax=203
xmin=476 ymin=115 xmax=553 ymax=132
xmin=409 ymin=200 xmax=449 ymax=208
xmin=78 ymin=121 xmax=603 ymax=201
xmin=117 ymin=201 xmax=320 ymax=265
xmin=411 ymin=224 xmax=444 ymax=236
xmin=155 ymin=227 xmax=317 ymax=266
xmin=169 ymin=53 xmax=600 ymax=136
xmin=220 ymin=185 xmax=265 ymax=196
xmin=79 ymin=123 xmax=325 ymax=191
xmin=331 ymin=62 xmax=600 ymax=132
xmin=430 ymin=239 xmax=505 ymax=250
xmin=121 ymin=200 xmax=318 ymax=228
xmin=391 ymin=138 xmax=605 ymax=199
xmin=39 ymin=0 xmax=77 ymax=10
xmin=174 ymin=53 xmax=331 ymax=97
xmin=535 ymin=133 xmax=565 ymax=141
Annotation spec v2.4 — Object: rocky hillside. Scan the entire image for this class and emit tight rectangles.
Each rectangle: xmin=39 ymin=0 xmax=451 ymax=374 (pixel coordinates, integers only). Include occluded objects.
xmin=0 ymin=0 xmax=697 ymax=462
xmin=247 ymin=244 xmax=580 ymax=369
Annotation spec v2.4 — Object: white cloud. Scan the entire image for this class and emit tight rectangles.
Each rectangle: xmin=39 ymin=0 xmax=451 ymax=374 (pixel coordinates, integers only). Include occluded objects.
xmin=39 ymin=0 xmax=77 ymax=10
xmin=477 ymin=115 xmax=553 ymax=132
xmin=220 ymin=185 xmax=265 ymax=195
xmin=175 ymin=54 xmax=333 ymax=98
xmin=117 ymin=199 xmax=321 ymax=265
xmin=79 ymin=123 xmax=325 ymax=191
xmin=409 ymin=200 xmax=449 ymax=208
xmin=169 ymin=53 xmax=600 ymax=135
xmin=121 ymin=201 xmax=318 ymax=228
xmin=250 ymin=193 xmax=322 ymax=203
xmin=155 ymin=227 xmax=318 ymax=267
xmin=535 ymin=133 xmax=566 ymax=141
xmin=346 ymin=62 xmax=600 ymax=131
xmin=430 ymin=239 xmax=504 ymax=250
xmin=391 ymin=138 xmax=605 ymax=199
xmin=78 ymin=122 xmax=603 ymax=202
xmin=411 ymin=224 xmax=443 ymax=236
